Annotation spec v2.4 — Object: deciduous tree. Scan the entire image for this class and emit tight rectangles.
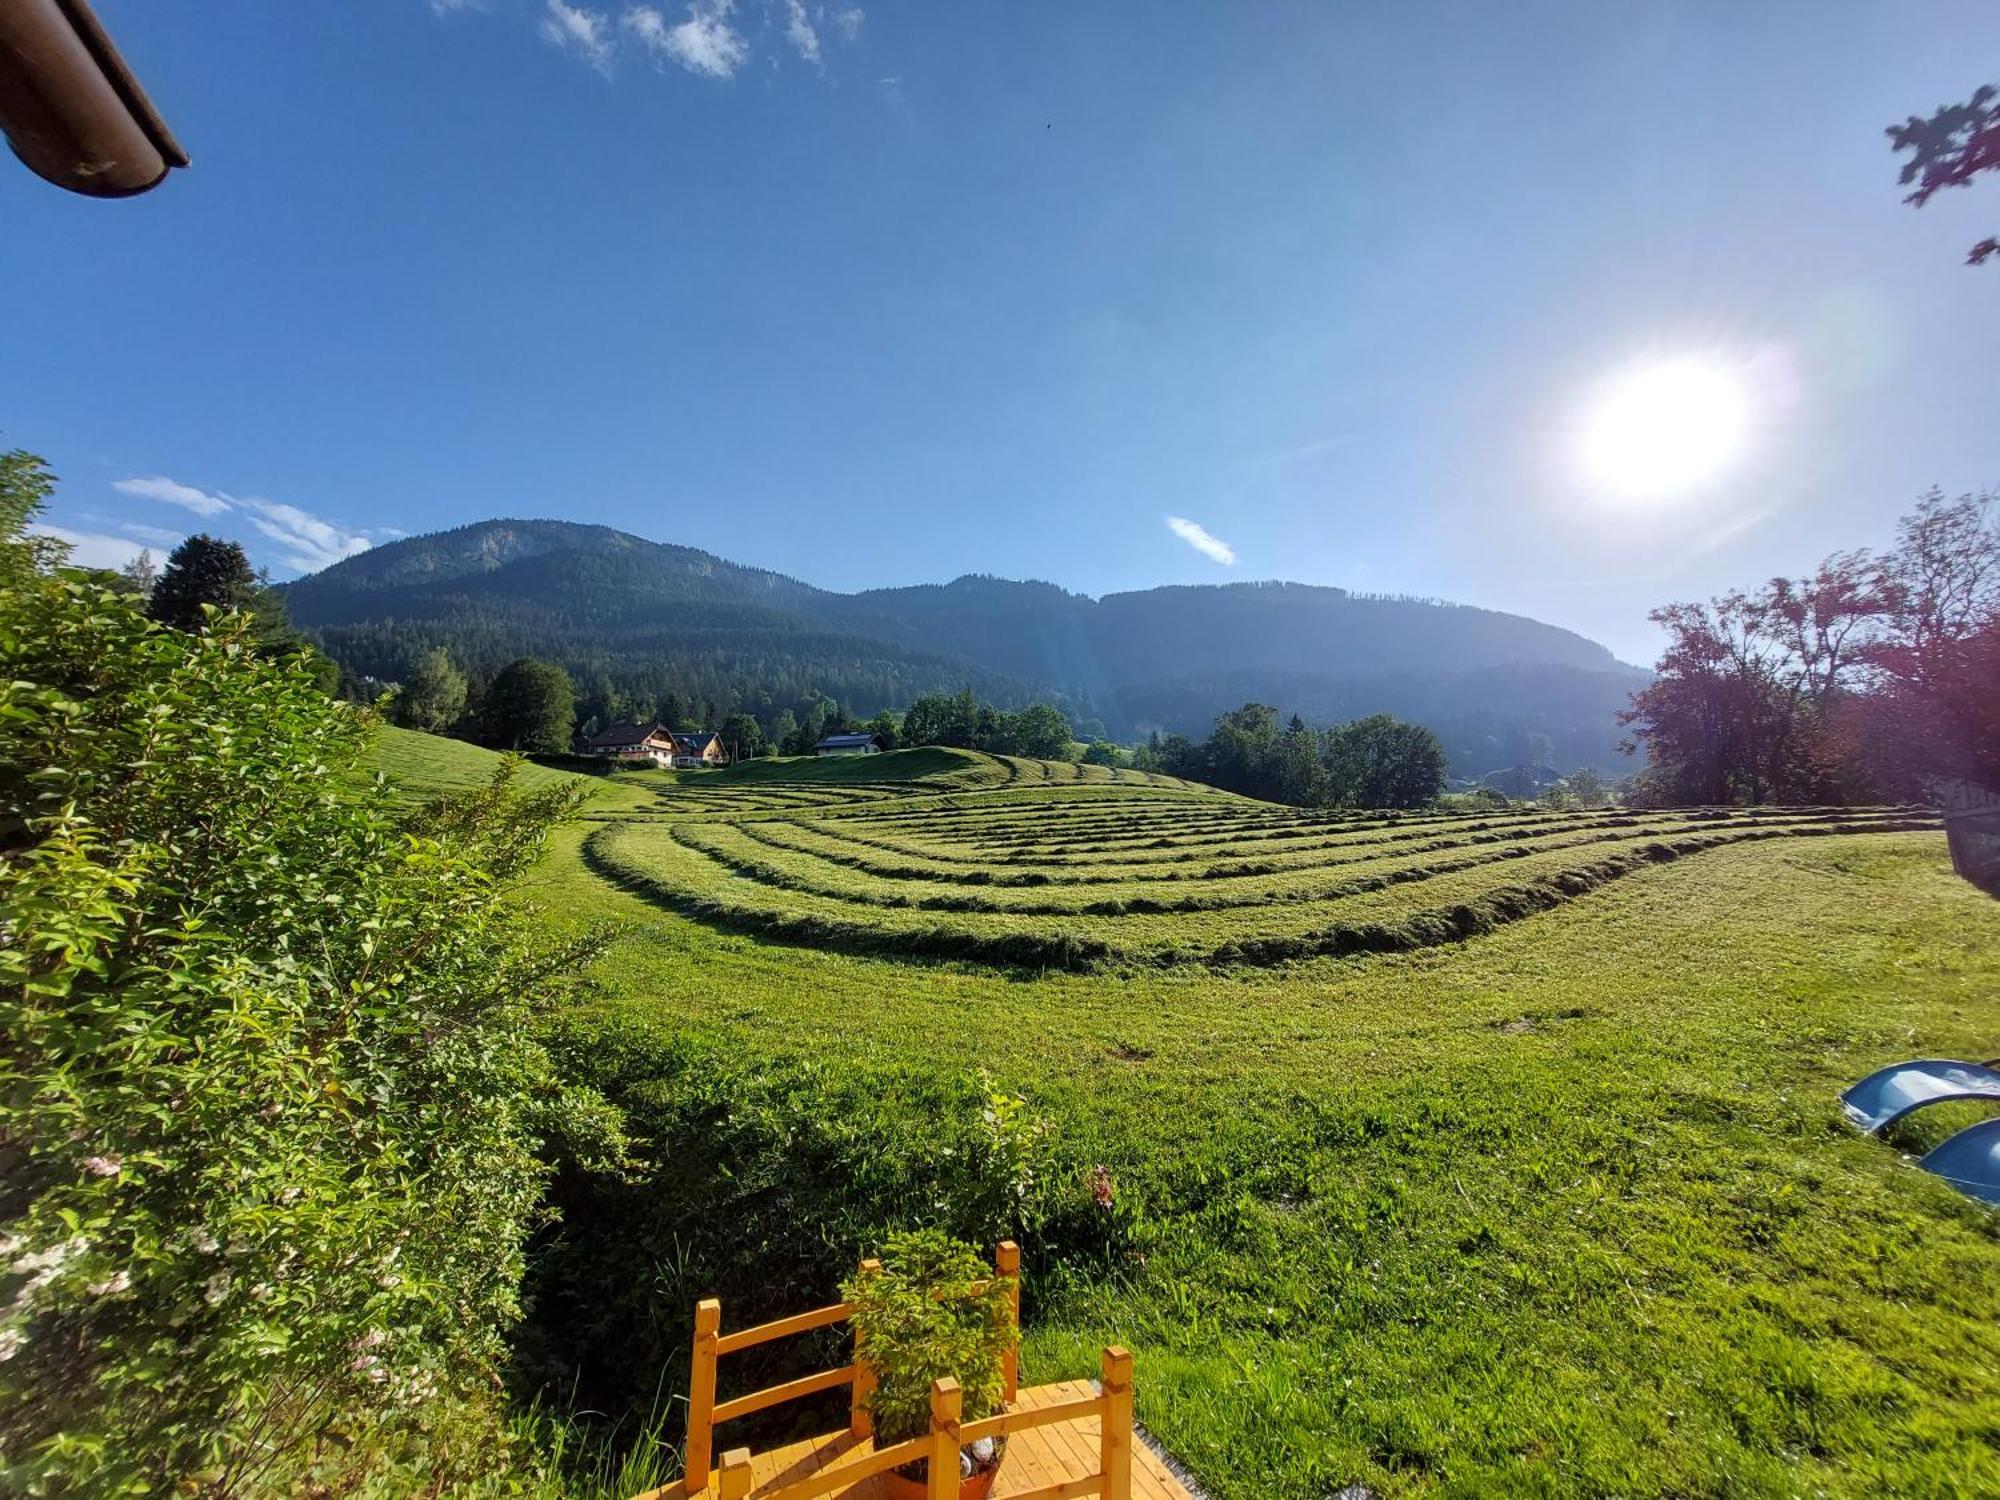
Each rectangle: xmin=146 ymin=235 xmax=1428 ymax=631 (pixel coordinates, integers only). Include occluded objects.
xmin=1322 ymin=713 xmax=1448 ymax=808
xmin=393 ymin=646 xmax=468 ymax=733
xmin=719 ymin=709 xmax=765 ymax=760
xmin=1625 ymin=489 xmax=1999 ymax=803
xmin=482 ymin=657 xmax=576 ymax=753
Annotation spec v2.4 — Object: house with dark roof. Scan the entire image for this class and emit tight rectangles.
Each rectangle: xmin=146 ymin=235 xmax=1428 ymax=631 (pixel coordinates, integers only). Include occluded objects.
xmin=582 ymin=721 xmax=677 ymax=766
xmin=814 ymin=732 xmax=885 ymax=756
xmin=671 ymin=731 xmax=728 ymax=768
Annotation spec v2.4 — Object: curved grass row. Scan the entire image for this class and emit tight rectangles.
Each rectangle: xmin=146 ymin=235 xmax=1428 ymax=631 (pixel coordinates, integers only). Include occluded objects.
xmin=812 ymin=806 xmax=1640 ymax=867
xmin=725 ymin=806 xmax=1906 ymax=892
xmin=674 ymin=808 xmax=1927 ymax=914
xmin=589 ymin=789 xmax=1939 ymax=970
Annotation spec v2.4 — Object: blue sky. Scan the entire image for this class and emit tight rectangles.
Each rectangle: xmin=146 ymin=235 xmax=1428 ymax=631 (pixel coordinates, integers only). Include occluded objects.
xmin=4 ymin=1 xmax=1996 ymax=663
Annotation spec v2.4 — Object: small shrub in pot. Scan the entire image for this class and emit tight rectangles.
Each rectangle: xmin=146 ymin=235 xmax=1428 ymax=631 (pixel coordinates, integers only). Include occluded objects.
xmin=843 ymin=1229 xmax=1016 ymax=1495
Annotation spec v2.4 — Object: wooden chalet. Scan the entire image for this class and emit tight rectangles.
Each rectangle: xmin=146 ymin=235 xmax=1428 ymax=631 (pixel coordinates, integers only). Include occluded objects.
xmin=584 ymin=721 xmax=679 ymax=766
xmin=674 ymin=731 xmax=729 ymax=768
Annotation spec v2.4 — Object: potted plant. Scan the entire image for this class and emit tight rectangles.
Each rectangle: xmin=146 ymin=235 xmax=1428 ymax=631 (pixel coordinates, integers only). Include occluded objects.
xmin=843 ymin=1229 xmax=1018 ymax=1500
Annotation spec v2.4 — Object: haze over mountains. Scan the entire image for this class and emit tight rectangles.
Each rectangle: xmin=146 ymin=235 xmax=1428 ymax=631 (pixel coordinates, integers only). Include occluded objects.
xmin=281 ymin=520 xmax=1649 ymax=776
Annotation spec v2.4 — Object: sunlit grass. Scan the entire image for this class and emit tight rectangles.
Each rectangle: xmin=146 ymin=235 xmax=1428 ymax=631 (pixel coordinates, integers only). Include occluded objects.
xmin=367 ymin=731 xmax=2000 ymax=1497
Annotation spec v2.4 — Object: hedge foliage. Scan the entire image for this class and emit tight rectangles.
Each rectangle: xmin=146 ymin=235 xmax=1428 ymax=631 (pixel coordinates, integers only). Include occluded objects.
xmin=0 ymin=459 xmax=625 ymax=1496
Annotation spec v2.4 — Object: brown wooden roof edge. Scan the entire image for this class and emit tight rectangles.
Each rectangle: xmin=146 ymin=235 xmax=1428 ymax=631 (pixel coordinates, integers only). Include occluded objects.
xmin=57 ymin=0 xmax=187 ymax=166
xmin=1 ymin=0 xmax=188 ymax=198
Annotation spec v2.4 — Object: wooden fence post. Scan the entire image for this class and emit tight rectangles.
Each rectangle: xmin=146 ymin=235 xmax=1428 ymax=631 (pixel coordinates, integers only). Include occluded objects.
xmin=994 ymin=1240 xmax=1021 ymax=1403
xmin=718 ymin=1447 xmax=753 ymax=1500
xmin=684 ymin=1299 xmax=722 ymax=1497
xmin=850 ymin=1257 xmax=881 ymax=1439
xmin=1100 ymin=1346 xmax=1133 ymax=1500
xmin=927 ymin=1377 xmax=962 ymax=1500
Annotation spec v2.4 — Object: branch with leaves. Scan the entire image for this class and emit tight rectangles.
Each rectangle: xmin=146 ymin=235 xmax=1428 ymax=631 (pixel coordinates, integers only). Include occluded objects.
xmin=1888 ymin=83 xmax=2000 ymax=264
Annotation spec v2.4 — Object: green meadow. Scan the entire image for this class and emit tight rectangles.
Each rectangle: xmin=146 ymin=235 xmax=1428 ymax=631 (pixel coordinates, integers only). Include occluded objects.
xmin=371 ymin=730 xmax=2000 ymax=1498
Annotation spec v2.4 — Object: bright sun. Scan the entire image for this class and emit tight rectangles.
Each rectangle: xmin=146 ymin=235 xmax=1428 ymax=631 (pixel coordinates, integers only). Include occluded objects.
xmin=1580 ymin=358 xmax=1749 ymax=500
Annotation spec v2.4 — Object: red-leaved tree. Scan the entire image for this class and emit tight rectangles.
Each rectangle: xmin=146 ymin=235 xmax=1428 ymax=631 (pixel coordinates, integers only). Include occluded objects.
xmin=1623 ymin=490 xmax=1998 ymax=805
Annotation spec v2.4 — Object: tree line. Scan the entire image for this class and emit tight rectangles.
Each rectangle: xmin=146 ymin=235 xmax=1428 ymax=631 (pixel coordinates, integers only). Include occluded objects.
xmin=384 ymin=652 xmax=1087 ymax=766
xmin=897 ymin=690 xmax=1074 ymax=759
xmin=1136 ymin=703 xmax=1450 ymax=808
xmin=1620 ymin=488 xmax=1998 ymax=806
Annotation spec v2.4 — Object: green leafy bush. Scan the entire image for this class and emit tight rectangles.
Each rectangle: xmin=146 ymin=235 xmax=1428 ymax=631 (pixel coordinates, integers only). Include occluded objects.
xmin=0 ymin=458 xmax=623 ymax=1495
xmin=842 ymin=1229 xmax=1015 ymax=1447
xmin=521 ymin=1018 xmax=1094 ymax=1434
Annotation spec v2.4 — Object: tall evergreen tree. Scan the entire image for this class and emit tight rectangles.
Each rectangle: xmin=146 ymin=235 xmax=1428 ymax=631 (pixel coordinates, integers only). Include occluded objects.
xmin=148 ymin=535 xmax=259 ymax=631
xmin=1273 ymin=714 xmax=1328 ymax=805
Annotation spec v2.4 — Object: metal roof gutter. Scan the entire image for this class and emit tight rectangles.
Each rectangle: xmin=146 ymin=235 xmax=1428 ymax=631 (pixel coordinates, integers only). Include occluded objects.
xmin=0 ymin=0 xmax=187 ymax=197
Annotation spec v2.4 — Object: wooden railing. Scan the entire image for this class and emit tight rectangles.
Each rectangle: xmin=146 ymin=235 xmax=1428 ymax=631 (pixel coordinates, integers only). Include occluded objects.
xmin=705 ymin=1346 xmax=1133 ymax=1500
xmin=954 ymin=1344 xmax=1134 ymax=1500
xmin=681 ymin=1243 xmax=1139 ymax=1499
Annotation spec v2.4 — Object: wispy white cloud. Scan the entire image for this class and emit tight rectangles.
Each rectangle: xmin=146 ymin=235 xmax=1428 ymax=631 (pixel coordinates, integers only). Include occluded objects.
xmin=109 ymin=471 xmax=372 ymax=574
xmin=113 ymin=474 xmax=231 ymax=516
xmin=541 ymin=0 xmax=615 ymax=73
xmin=466 ymin=0 xmax=855 ymax=78
xmin=28 ymin=525 xmax=164 ymax=571
xmin=624 ymin=0 xmax=747 ymax=78
xmin=618 ymin=4 xmax=667 ymax=60
xmin=1167 ymin=515 xmax=1236 ymax=566
xmin=782 ymin=0 xmax=819 ymax=64
xmin=238 ymin=499 xmax=374 ymax=573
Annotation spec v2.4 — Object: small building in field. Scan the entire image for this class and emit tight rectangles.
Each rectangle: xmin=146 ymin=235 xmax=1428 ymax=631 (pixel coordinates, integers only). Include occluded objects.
xmin=814 ymin=732 xmax=885 ymax=756
xmin=582 ymin=721 xmax=677 ymax=766
xmin=672 ymin=730 xmax=728 ymax=768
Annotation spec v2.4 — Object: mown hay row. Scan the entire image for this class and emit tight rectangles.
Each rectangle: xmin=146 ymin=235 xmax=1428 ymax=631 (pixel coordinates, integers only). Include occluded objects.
xmin=588 ymin=824 xmax=1936 ymax=976
xmin=671 ymin=811 xmax=1924 ymax=918
xmin=744 ymin=806 xmax=1914 ymax=890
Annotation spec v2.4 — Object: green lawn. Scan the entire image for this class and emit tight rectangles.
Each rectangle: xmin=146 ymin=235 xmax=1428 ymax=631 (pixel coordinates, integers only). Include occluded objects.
xmin=377 ymin=729 xmax=2000 ymax=1497
xmin=365 ymin=724 xmax=591 ymax=799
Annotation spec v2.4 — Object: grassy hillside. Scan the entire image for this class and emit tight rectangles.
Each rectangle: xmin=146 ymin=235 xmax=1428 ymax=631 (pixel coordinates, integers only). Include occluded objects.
xmin=525 ymin=766 xmax=2000 ymax=1498
xmin=364 ymin=725 xmax=594 ymax=801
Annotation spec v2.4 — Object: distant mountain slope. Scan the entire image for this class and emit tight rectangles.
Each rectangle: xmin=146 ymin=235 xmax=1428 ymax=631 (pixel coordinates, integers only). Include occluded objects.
xmin=281 ymin=519 xmax=823 ymax=622
xmin=281 ymin=519 xmax=1648 ymax=775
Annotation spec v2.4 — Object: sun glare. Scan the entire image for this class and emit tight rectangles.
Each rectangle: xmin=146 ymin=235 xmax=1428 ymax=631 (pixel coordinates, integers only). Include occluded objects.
xmin=1579 ymin=358 xmax=1750 ymax=500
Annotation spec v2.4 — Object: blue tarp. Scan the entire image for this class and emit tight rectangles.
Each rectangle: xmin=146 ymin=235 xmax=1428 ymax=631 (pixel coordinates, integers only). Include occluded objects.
xmin=1919 ymin=1119 xmax=2000 ymax=1207
xmin=1839 ymin=1058 xmax=2000 ymax=1134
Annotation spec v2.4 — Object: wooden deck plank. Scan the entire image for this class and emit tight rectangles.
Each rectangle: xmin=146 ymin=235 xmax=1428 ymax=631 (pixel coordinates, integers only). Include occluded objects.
xmin=635 ymin=1379 xmax=1194 ymax=1500
xmin=1033 ymin=1409 xmax=1100 ymax=1494
xmin=994 ymin=1422 xmax=1065 ymax=1497
xmin=1009 ymin=1380 xmax=1095 ymax=1495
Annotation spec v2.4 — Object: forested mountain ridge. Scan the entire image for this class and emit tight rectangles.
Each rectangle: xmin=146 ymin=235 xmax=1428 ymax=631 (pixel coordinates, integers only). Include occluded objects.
xmin=279 ymin=519 xmax=823 ymax=619
xmin=279 ymin=519 xmax=1649 ymax=774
